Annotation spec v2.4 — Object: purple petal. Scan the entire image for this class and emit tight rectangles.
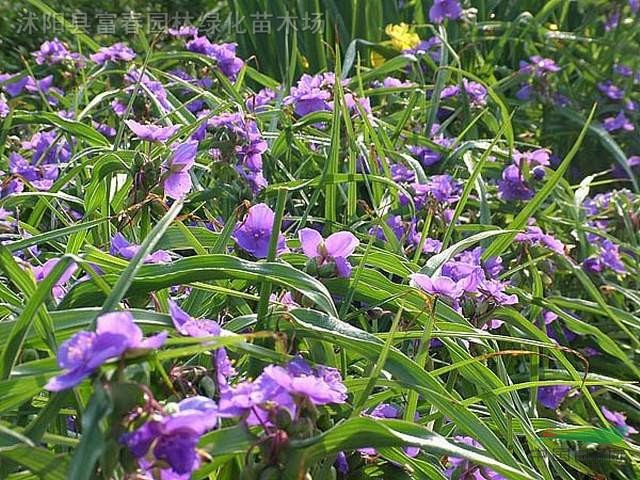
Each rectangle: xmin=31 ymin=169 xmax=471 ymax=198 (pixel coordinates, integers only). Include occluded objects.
xmin=298 ymin=228 xmax=323 ymax=257
xmin=45 ymin=367 xmax=93 ymax=391
xmin=96 ymin=311 xmax=142 ymax=345
xmin=163 ymin=171 xmax=192 ymax=199
xmin=324 ymin=231 xmax=359 ymax=258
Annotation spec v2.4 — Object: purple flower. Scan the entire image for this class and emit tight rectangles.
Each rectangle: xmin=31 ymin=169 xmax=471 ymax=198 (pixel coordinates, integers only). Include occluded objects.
xmin=377 ymin=77 xmax=414 ymax=88
xmin=207 ymin=111 xmax=268 ymax=192
xmin=410 ymin=273 xmax=467 ymax=300
xmin=31 ymin=258 xmax=77 ymax=302
xmin=598 ymin=81 xmax=625 ymax=101
xmin=631 ymin=0 xmax=640 ymax=14
xmin=602 ymin=406 xmax=639 ymax=436
xmin=219 ymin=357 xmax=347 ymax=424
xmin=169 ymin=301 xmax=234 ymax=392
xmin=584 ymin=239 xmax=625 ymax=275
xmin=169 ymin=25 xmax=198 ymax=37
xmin=599 ymin=240 xmax=626 ymax=273
xmin=0 ymin=73 xmax=29 ymax=97
xmin=125 ymin=120 xmax=179 ymax=142
xmin=477 ymin=278 xmax=518 ymax=306
xmin=515 ymin=225 xmax=566 ymax=255
xmin=614 ymin=63 xmax=634 ymax=77
xmin=602 ymin=111 xmax=634 ymax=133
xmin=299 ymin=228 xmax=359 ymax=278
xmin=121 ymin=396 xmax=218 ymax=478
xmin=390 ymin=163 xmax=416 ymax=183
xmin=161 ymin=140 xmax=198 ymax=199
xmin=233 ymin=203 xmax=287 ymax=259
xmin=33 ymin=38 xmax=82 ymax=65
xmin=210 ymin=43 xmax=244 ymax=80
xmin=186 ymin=38 xmax=244 ymax=80
xmin=111 ymin=99 xmax=127 ymax=117
xmin=446 ymin=436 xmax=506 ymax=479
xmin=405 ymin=37 xmax=442 ymax=62
xmin=519 ymin=56 xmax=560 ymax=77
xmin=46 ymin=311 xmax=167 ymax=391
xmin=245 ymin=87 xmax=278 ymax=112
xmin=538 ymin=385 xmax=572 ymax=409
xmin=90 ymin=43 xmax=136 ymax=65
xmin=605 ymin=9 xmax=621 ymax=32
xmin=335 ymin=452 xmax=349 ymax=474
xmin=124 ymin=67 xmax=171 ymax=111
xmin=441 ymin=79 xmax=488 ymax=107
xmin=425 ymin=174 xmax=461 ymax=203
xmin=92 ymin=121 xmax=116 ymax=138
xmin=110 ymin=233 xmax=172 ymax=264
xmin=270 ymin=291 xmax=299 ymax=309
xmin=498 ymin=164 xmax=534 ymax=201
xmin=284 ymin=73 xmax=333 ymax=116
xmin=429 ymin=0 xmax=463 ymax=24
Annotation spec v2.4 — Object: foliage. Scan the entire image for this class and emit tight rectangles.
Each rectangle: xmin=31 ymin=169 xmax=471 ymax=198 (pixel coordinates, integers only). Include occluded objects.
xmin=1 ymin=1 xmax=640 ymax=479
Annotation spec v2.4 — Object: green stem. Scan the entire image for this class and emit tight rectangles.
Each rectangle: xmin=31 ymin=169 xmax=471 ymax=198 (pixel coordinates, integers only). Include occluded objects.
xmin=404 ymin=299 xmax=437 ymax=422
xmin=255 ymin=188 xmax=288 ymax=329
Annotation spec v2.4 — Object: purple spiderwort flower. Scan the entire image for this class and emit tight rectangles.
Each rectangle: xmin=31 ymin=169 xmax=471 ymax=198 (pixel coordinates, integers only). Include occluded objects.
xmin=284 ymin=73 xmax=334 ymax=116
xmin=597 ymin=81 xmax=625 ymax=101
xmin=429 ymin=0 xmax=463 ymax=24
xmin=602 ymin=111 xmax=634 ymax=133
xmin=162 ymin=140 xmax=198 ymax=199
xmin=33 ymin=38 xmax=83 ymax=66
xmin=298 ymin=228 xmax=360 ymax=278
xmin=538 ymin=385 xmax=572 ymax=409
xmin=245 ymin=87 xmax=278 ymax=112
xmin=110 ymin=233 xmax=172 ymax=264
xmin=631 ymin=0 xmax=640 ymax=14
xmin=335 ymin=451 xmax=349 ymax=475
xmin=168 ymin=25 xmax=198 ymax=37
xmin=519 ymin=56 xmax=560 ymax=76
xmin=614 ymin=63 xmax=634 ymax=77
xmin=111 ymin=99 xmax=127 ymax=117
xmin=206 ymin=111 xmax=268 ymax=193
xmin=124 ymin=67 xmax=171 ymax=111
xmin=232 ymin=203 xmax=287 ymax=259
xmin=446 ymin=436 xmax=506 ymax=479
xmin=441 ymin=79 xmax=488 ymax=107
xmin=186 ymin=38 xmax=244 ymax=80
xmin=125 ymin=120 xmax=179 ymax=142
xmin=270 ymin=291 xmax=299 ymax=310
xmin=121 ymin=396 xmax=218 ymax=478
xmin=46 ymin=311 xmax=167 ymax=391
xmin=410 ymin=273 xmax=467 ymax=300
xmin=515 ymin=225 xmax=566 ymax=255
xmin=0 ymin=73 xmax=29 ymax=97
xmin=602 ymin=406 xmax=639 ymax=436
xmin=218 ymin=356 xmax=346 ymax=424
xmin=498 ymin=153 xmax=543 ymax=202
xmin=169 ymin=300 xmax=234 ymax=392
xmin=584 ymin=240 xmax=626 ymax=274
xmin=605 ymin=9 xmax=621 ymax=32
xmin=90 ymin=42 xmax=136 ymax=65
xmin=92 ymin=121 xmax=116 ymax=138
xmin=32 ymin=258 xmax=77 ymax=302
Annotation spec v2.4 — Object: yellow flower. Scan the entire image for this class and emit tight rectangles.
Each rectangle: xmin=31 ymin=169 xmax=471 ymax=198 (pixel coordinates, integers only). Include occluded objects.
xmin=370 ymin=50 xmax=386 ymax=68
xmin=384 ymin=23 xmax=421 ymax=51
